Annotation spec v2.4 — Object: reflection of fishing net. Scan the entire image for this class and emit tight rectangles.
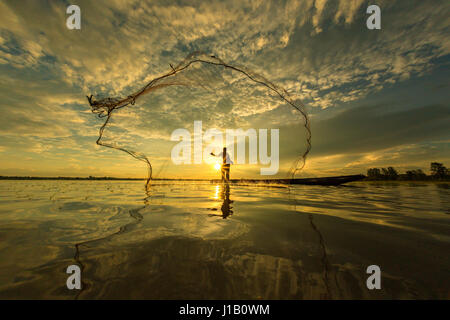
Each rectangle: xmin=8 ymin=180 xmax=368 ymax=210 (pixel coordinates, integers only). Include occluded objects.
xmin=87 ymin=51 xmax=311 ymax=189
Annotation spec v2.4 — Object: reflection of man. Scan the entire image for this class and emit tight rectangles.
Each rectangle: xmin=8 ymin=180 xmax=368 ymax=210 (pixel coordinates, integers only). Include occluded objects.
xmin=209 ymin=183 xmax=233 ymax=219
xmin=211 ymin=147 xmax=233 ymax=182
xmin=220 ymin=183 xmax=233 ymax=219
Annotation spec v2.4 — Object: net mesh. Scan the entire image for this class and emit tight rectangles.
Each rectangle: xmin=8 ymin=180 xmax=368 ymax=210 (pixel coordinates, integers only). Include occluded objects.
xmin=87 ymin=51 xmax=311 ymax=189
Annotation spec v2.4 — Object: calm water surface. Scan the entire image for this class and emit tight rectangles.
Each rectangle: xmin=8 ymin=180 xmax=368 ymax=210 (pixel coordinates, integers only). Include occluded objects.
xmin=0 ymin=180 xmax=448 ymax=299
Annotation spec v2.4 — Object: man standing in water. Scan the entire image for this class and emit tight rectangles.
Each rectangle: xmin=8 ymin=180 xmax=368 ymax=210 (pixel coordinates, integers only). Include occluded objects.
xmin=211 ymin=147 xmax=233 ymax=182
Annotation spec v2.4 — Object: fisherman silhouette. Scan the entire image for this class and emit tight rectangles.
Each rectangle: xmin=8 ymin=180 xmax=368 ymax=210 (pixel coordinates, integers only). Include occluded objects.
xmin=210 ymin=147 xmax=233 ymax=182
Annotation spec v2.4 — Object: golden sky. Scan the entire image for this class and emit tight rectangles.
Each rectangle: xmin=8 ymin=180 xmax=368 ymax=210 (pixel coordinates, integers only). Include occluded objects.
xmin=0 ymin=0 xmax=449 ymax=179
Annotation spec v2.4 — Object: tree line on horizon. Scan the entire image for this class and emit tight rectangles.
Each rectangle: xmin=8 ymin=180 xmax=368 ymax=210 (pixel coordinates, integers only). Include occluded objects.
xmin=367 ymin=162 xmax=449 ymax=181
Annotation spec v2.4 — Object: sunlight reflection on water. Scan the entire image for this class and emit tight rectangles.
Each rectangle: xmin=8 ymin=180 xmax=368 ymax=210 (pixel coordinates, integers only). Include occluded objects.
xmin=0 ymin=180 xmax=448 ymax=299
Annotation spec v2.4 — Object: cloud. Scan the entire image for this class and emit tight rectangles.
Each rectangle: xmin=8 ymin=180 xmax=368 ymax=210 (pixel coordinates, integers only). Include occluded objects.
xmin=311 ymin=103 xmax=450 ymax=156
xmin=277 ymin=100 xmax=450 ymax=175
xmin=0 ymin=0 xmax=449 ymax=177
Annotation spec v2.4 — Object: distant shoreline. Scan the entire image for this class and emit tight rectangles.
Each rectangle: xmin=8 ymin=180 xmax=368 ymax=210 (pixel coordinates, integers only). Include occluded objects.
xmin=0 ymin=176 xmax=202 ymax=181
xmin=1 ymin=175 xmax=448 ymax=183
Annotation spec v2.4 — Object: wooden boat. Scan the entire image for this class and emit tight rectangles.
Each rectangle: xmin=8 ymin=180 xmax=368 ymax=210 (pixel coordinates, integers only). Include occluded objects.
xmin=220 ymin=174 xmax=366 ymax=186
xmin=289 ymin=174 xmax=366 ymax=185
